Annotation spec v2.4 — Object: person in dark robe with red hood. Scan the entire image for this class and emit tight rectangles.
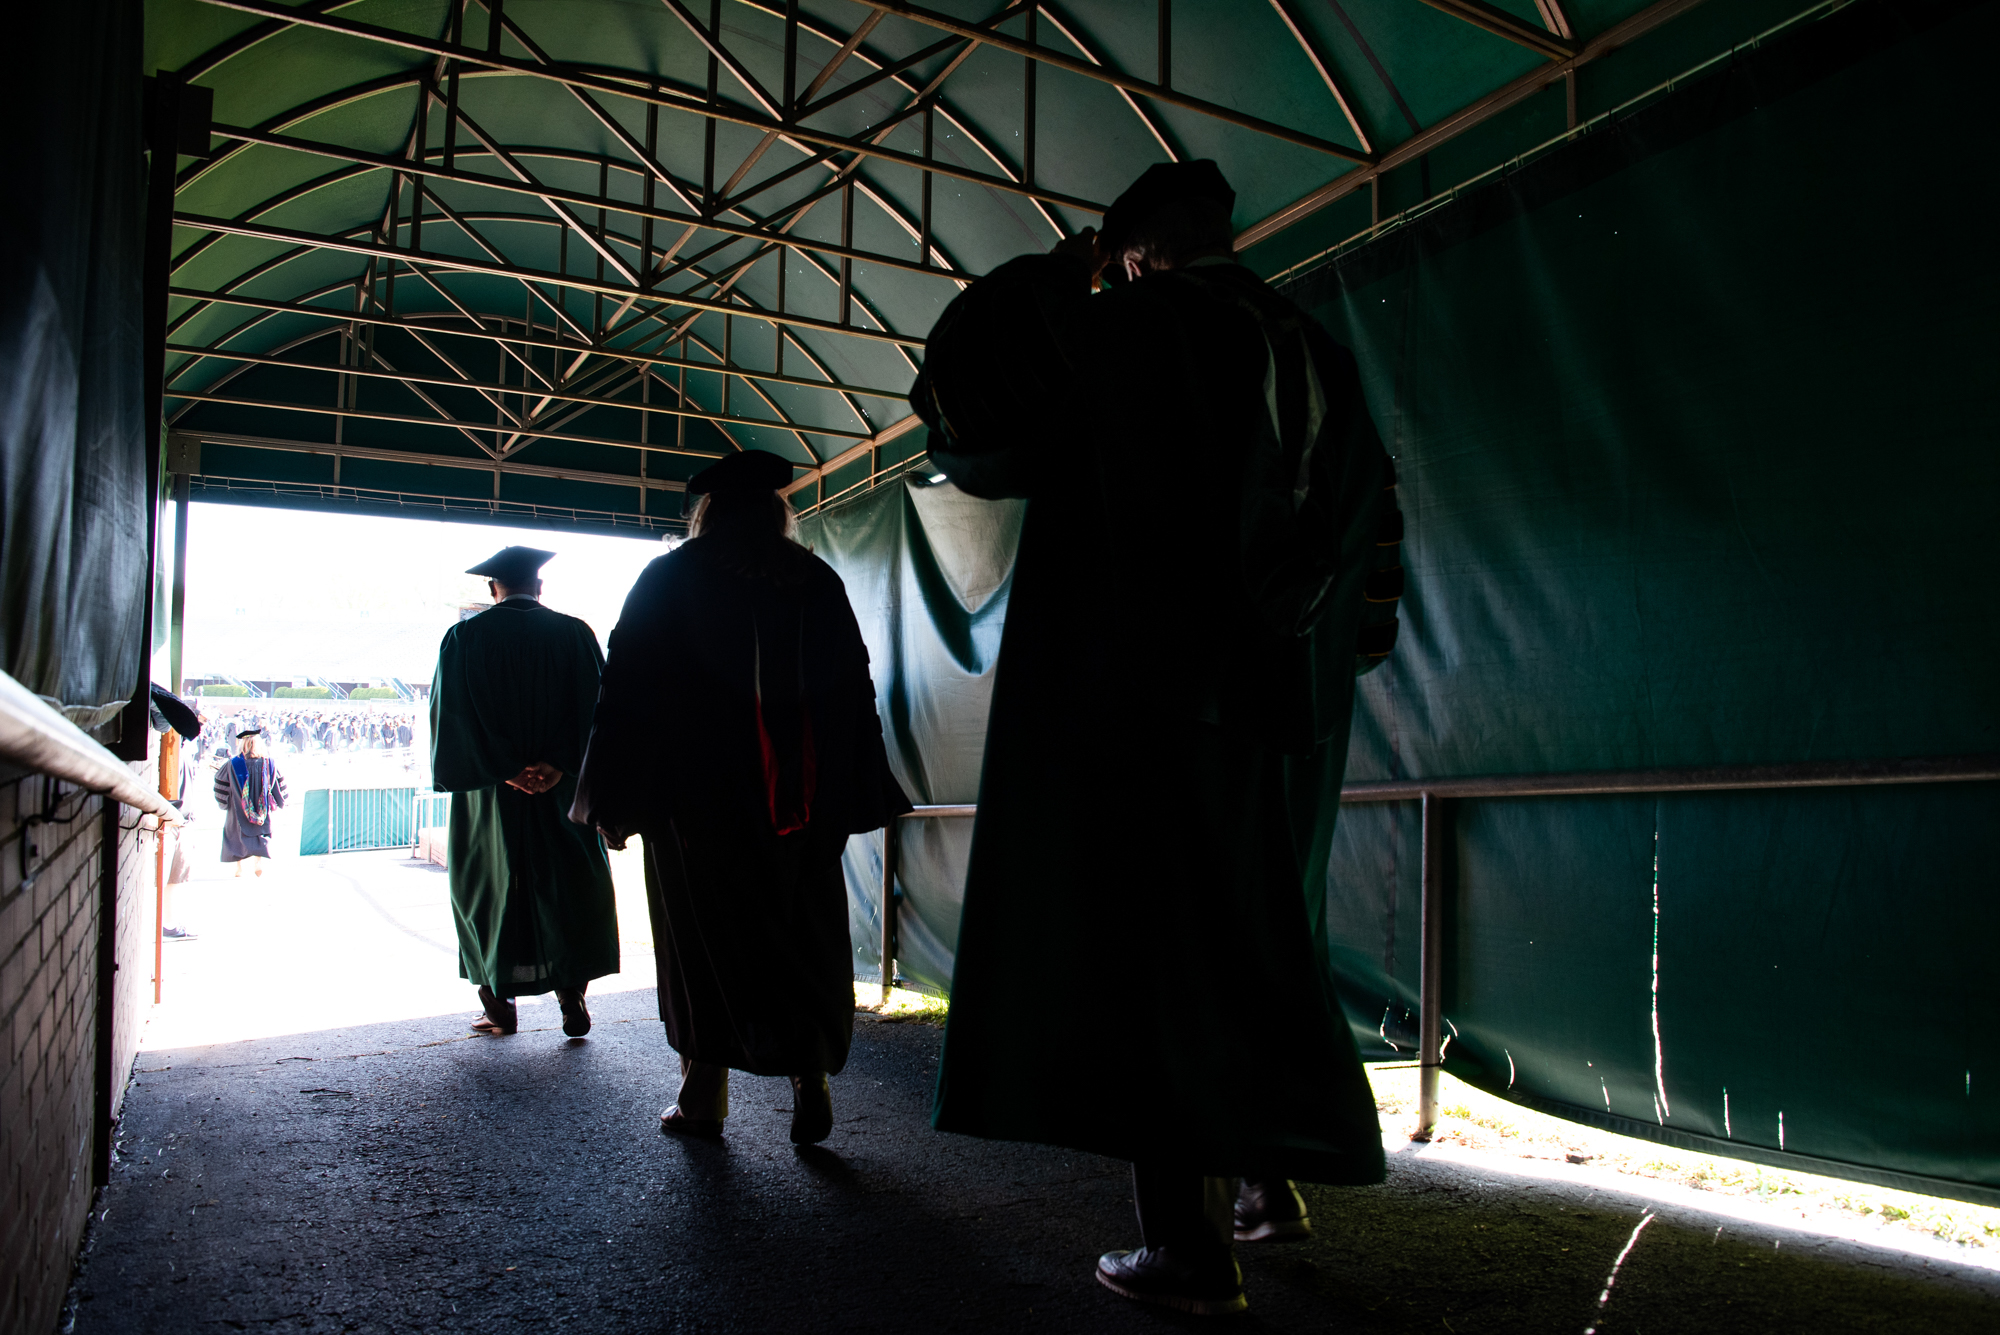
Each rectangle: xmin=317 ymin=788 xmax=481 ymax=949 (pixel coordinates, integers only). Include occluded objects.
xmin=572 ymin=449 xmax=910 ymax=1144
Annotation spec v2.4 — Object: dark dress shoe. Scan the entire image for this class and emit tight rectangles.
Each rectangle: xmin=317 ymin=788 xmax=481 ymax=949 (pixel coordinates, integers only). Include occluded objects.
xmin=1096 ymin=1246 xmax=1246 ymax=1315
xmin=659 ymin=1105 xmax=724 ymax=1136
xmin=555 ymin=989 xmax=591 ymax=1037
xmin=1234 ymin=1177 xmax=1312 ymax=1241
xmin=789 ymin=1072 xmax=833 ymax=1144
xmin=474 ymin=985 xmax=517 ymax=1035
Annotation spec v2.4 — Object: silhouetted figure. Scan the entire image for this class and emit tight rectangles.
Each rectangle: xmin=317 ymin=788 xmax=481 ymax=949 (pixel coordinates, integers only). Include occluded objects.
xmin=430 ymin=546 xmax=618 ymax=1039
xmin=914 ymin=160 xmax=1404 ymax=1315
xmin=213 ymin=727 xmax=288 ymax=877
xmin=573 ymin=450 xmax=909 ymax=1145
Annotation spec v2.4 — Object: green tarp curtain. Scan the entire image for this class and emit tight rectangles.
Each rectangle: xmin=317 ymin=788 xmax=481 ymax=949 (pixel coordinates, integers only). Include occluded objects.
xmin=806 ymin=0 xmax=2000 ymax=1205
xmin=1294 ymin=0 xmax=1998 ymax=1203
xmin=0 ymin=0 xmax=150 ymax=727
xmin=799 ymin=479 xmax=1023 ymax=995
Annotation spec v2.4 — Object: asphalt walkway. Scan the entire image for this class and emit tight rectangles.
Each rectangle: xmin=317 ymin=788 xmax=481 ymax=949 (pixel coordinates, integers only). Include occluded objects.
xmin=63 ymin=851 xmax=2000 ymax=1333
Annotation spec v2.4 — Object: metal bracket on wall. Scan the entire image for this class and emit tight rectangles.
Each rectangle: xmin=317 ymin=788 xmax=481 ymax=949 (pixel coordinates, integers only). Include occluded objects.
xmin=164 ymin=433 xmax=203 ymax=476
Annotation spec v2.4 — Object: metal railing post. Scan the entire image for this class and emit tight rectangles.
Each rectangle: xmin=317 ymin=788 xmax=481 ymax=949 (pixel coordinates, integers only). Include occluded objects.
xmin=153 ymin=819 xmax=166 ymax=1005
xmin=1416 ymin=790 xmax=1446 ymax=1140
xmin=880 ymin=817 xmax=901 ymax=1006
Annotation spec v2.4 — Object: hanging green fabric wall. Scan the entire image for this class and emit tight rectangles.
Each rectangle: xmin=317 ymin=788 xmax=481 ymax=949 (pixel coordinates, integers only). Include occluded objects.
xmin=1 ymin=0 xmax=150 ymax=727
xmin=801 ymin=0 xmax=1999 ymax=1204
xmin=799 ymin=476 xmax=1023 ymax=995
xmin=1291 ymin=0 xmax=1999 ymax=1201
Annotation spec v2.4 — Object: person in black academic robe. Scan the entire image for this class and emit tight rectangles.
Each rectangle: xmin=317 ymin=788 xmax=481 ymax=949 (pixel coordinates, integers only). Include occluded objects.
xmin=213 ymin=726 xmax=288 ymax=875
xmin=430 ymin=546 xmax=619 ymax=1039
xmin=912 ymin=161 xmax=1404 ymax=1315
xmin=572 ymin=449 xmax=909 ymax=1145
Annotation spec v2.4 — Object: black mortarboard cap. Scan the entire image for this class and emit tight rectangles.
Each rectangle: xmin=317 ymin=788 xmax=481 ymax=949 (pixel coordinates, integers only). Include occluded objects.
xmin=1097 ymin=159 xmax=1236 ymax=254
xmin=148 ymin=684 xmax=200 ymax=740
xmin=236 ymin=727 xmax=262 ymax=739
xmin=686 ymin=449 xmax=795 ymax=497
xmin=465 ymin=546 xmax=556 ymax=584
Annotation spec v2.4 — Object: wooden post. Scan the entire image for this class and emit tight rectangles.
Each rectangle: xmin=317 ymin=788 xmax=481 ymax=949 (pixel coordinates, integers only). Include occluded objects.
xmin=154 ymin=728 xmax=179 ymax=1004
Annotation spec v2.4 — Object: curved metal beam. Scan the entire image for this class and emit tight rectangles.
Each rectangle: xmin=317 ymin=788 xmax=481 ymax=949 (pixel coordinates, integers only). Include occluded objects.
xmin=173 ymin=212 xmax=926 ymax=346
xmin=1235 ymin=0 xmax=1708 ymax=252
xmin=190 ymin=0 xmax=1111 ymax=213
xmin=211 ymin=121 xmax=968 ymax=283
xmin=166 ymin=285 xmax=911 ymax=400
xmin=850 ymin=0 xmax=1373 ymax=162
xmin=1035 ymin=4 xmax=1185 ymax=163
xmin=1267 ymin=0 xmax=1373 ymax=154
xmin=168 ymin=342 xmax=868 ymax=441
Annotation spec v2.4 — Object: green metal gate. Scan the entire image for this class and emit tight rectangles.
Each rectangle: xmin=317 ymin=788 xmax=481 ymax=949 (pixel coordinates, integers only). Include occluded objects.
xmin=298 ymin=787 xmax=420 ymax=855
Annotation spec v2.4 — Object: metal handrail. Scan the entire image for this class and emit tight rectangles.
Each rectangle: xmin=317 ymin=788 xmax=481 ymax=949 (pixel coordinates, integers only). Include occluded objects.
xmin=1338 ymin=754 xmax=2000 ymax=803
xmin=1346 ymin=753 xmax=2000 ymax=1139
xmin=877 ymin=755 xmax=2000 ymax=1122
xmin=899 ymin=803 xmax=976 ymax=818
xmin=0 ymin=670 xmax=179 ymax=823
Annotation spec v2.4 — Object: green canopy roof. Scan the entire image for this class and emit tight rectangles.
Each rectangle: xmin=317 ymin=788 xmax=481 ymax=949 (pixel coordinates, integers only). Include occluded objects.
xmin=148 ymin=0 xmax=1802 ymax=534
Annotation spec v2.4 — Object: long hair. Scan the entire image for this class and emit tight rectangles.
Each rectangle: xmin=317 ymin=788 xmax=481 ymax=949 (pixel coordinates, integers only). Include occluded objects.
xmin=687 ymin=488 xmax=798 ymax=541
xmin=233 ymin=732 xmax=273 ymax=819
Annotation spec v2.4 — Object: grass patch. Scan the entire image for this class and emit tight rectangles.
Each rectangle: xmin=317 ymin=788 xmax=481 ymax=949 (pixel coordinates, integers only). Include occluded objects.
xmin=853 ymin=983 xmax=949 ymax=1026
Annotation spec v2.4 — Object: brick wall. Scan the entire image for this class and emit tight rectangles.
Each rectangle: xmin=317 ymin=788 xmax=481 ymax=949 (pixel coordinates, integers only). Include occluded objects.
xmin=109 ymin=796 xmax=151 ymax=1148
xmin=0 ymin=757 xmax=153 ymax=1335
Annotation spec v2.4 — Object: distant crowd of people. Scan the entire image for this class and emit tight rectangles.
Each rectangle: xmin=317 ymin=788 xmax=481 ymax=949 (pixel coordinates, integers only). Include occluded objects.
xmin=196 ymin=707 xmax=416 ymax=760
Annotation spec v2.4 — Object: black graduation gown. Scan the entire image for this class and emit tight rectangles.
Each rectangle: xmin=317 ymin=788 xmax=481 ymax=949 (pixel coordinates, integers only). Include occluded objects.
xmin=921 ymin=256 xmax=1396 ymax=1183
xmin=572 ymin=532 xmax=910 ymax=1077
xmin=429 ymin=600 xmax=619 ymax=995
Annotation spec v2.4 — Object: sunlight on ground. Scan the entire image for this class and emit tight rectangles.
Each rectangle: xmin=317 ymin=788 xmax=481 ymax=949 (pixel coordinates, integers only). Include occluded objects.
xmin=824 ymin=982 xmax=2000 ymax=1261
xmin=142 ymin=836 xmax=657 ymax=1052
xmin=853 ymin=983 xmax=949 ymax=1025
xmin=1371 ymin=1065 xmax=2000 ymax=1255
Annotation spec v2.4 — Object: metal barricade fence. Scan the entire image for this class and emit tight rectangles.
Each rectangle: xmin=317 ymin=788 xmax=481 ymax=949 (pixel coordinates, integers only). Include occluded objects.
xmin=298 ymin=786 xmax=420 ymax=855
xmin=411 ymin=792 xmax=450 ymax=857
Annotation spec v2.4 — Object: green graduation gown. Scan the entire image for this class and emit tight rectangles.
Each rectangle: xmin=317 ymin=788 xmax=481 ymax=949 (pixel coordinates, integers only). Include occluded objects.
xmin=429 ymin=599 xmax=619 ymax=996
xmin=919 ymin=255 xmax=1396 ymax=1184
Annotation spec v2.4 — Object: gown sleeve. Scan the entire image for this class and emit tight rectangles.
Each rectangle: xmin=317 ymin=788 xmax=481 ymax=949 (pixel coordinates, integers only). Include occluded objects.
xmin=571 ymin=557 xmax=679 ymax=839
xmin=915 ymin=254 xmax=1093 ymax=501
xmin=428 ymin=623 xmax=522 ymax=792
xmin=545 ymin=617 xmax=604 ymax=778
xmin=829 ymin=579 xmax=911 ymax=835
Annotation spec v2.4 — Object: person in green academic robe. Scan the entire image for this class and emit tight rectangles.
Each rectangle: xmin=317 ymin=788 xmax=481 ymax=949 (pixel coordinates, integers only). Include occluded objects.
xmin=912 ymin=161 xmax=1405 ymax=1316
xmin=430 ymin=545 xmax=620 ymax=1039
